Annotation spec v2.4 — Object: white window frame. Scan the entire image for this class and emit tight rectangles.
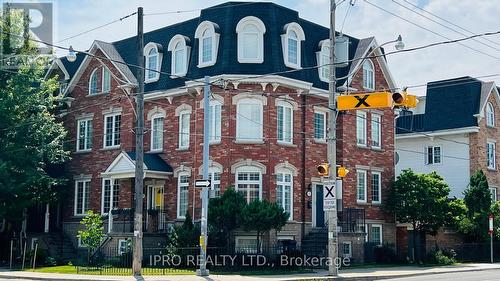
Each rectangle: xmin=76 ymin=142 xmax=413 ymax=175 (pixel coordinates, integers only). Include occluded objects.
xmin=277 ymin=102 xmax=294 ymax=144
xmin=101 ymin=178 xmax=119 ymax=215
xmin=118 ymin=239 xmax=130 ymax=255
xmin=144 ymin=42 xmax=162 ymax=83
xmin=236 ymin=98 xmax=263 ymax=142
xmin=363 ymin=59 xmax=375 ymax=90
xmin=425 ymin=146 xmax=442 ymax=165
xmin=167 ymin=35 xmax=190 ymax=78
xmin=102 ymin=67 xmax=111 ymax=93
xmin=89 ymin=68 xmax=99 ymax=95
xmin=103 ymin=113 xmax=121 ymax=149
xmin=235 ymin=236 xmax=259 ymax=254
xmin=74 ymin=179 xmax=90 ymax=216
xmin=490 ymin=187 xmax=498 ymax=203
xmin=276 ymin=169 xmax=293 ymax=220
xmin=235 ymin=166 xmax=263 ymax=203
xmin=487 ymin=141 xmax=496 ymax=169
xmin=195 ymin=21 xmax=220 ymax=68
xmin=209 ymin=100 xmax=222 ymax=144
xmin=177 ymin=173 xmax=190 ymax=219
xmin=281 ymin=22 xmax=305 ymax=69
xmin=341 ymin=242 xmax=352 ymax=258
xmin=76 ymin=118 xmax=92 ymax=152
xmin=236 ymin=16 xmax=266 ymax=63
xmin=208 ymin=167 xmax=222 ymax=197
xmin=150 ymin=114 xmax=164 ymax=152
xmin=178 ymin=110 xmax=191 ymax=149
xmin=371 ymin=171 xmax=382 ymax=204
xmin=356 ymin=170 xmax=367 ymax=203
xmin=486 ymin=102 xmax=495 ymax=127
xmin=371 ymin=113 xmax=381 ymax=149
xmin=370 ymin=224 xmax=383 ymax=245
xmin=317 ymin=41 xmax=330 ymax=82
xmin=313 ymin=111 xmax=327 ymax=142
xmin=356 ymin=111 xmax=367 ymax=146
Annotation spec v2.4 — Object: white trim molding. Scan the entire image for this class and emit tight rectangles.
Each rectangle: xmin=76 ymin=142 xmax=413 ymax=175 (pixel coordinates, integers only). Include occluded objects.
xmin=231 ymin=159 xmax=267 ymax=174
xmin=236 ymin=16 xmax=266 ymax=64
xmin=281 ymin=22 xmax=305 ymax=69
xmin=274 ymin=161 xmax=298 ymax=176
xmin=195 ymin=21 xmax=220 ymax=68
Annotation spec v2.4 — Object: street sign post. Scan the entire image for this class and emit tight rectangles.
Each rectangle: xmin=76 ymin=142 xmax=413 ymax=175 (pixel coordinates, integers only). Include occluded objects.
xmin=195 ymin=180 xmax=211 ymax=188
xmin=323 ymin=182 xmax=336 ymax=211
xmin=489 ymin=214 xmax=494 ymax=263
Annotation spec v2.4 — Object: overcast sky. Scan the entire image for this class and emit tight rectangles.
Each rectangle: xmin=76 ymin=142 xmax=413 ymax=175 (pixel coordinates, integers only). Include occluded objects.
xmin=49 ymin=0 xmax=500 ymax=95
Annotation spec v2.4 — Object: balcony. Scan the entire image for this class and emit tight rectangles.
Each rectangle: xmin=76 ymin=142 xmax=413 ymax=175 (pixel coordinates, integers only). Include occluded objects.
xmin=107 ymin=208 xmax=168 ymax=233
xmin=338 ymin=208 xmax=365 ymax=233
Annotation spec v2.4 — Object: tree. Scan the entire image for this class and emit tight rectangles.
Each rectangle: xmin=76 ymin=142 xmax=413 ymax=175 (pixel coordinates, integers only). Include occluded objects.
xmin=240 ymin=200 xmax=289 ymax=253
xmin=385 ymin=169 xmax=451 ymax=262
xmin=77 ymin=211 xmax=104 ymax=264
xmin=208 ymin=187 xmax=246 ymax=247
xmin=176 ymin=212 xmax=199 ymax=247
xmin=0 ymin=10 xmax=69 ymax=230
xmin=492 ymin=202 xmax=500 ymax=240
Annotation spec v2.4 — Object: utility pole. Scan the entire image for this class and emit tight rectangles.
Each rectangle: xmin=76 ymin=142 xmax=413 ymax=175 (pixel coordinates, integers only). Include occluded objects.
xmin=327 ymin=0 xmax=338 ymax=276
xmin=197 ymin=76 xmax=210 ymax=276
xmin=132 ymin=6 xmax=144 ymax=276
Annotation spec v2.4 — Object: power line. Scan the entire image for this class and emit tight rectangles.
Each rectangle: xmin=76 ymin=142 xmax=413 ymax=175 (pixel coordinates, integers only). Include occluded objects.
xmin=144 ymin=2 xmax=264 ymax=16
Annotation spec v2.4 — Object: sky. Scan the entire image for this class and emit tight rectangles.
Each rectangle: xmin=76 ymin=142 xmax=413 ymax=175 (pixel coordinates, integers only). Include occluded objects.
xmin=42 ymin=0 xmax=500 ymax=95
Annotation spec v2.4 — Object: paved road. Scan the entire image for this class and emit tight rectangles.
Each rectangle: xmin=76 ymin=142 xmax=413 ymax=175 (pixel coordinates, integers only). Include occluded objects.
xmin=386 ymin=268 xmax=500 ymax=281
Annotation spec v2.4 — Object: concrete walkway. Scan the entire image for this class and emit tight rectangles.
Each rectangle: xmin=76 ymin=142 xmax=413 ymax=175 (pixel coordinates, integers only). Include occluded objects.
xmin=1 ymin=263 xmax=500 ymax=281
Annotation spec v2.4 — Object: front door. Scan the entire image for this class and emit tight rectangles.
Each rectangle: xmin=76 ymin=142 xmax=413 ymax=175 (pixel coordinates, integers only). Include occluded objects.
xmin=315 ymin=184 xmax=325 ymax=227
xmin=147 ymin=186 xmax=165 ymax=231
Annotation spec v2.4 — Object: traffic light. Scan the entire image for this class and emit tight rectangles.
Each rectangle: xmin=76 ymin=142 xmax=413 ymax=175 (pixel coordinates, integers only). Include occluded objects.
xmin=337 ymin=166 xmax=349 ymax=178
xmin=392 ymin=91 xmax=418 ymax=108
xmin=317 ymin=163 xmax=329 ymax=177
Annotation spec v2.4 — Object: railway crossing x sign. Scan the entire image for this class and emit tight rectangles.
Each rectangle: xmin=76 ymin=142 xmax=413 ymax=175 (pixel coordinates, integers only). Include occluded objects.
xmin=323 ymin=182 xmax=336 ymax=211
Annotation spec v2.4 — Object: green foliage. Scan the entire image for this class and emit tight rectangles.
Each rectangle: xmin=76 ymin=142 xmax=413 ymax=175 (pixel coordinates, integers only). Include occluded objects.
xmin=77 ymin=211 xmax=104 ymax=251
xmin=208 ymin=187 xmax=246 ymax=246
xmin=241 ymin=200 xmax=289 ymax=252
xmin=492 ymin=202 xmax=500 ymax=239
xmin=432 ymin=249 xmax=456 ymax=265
xmin=165 ymin=226 xmax=179 ymax=256
xmin=175 ymin=212 xmax=200 ymax=247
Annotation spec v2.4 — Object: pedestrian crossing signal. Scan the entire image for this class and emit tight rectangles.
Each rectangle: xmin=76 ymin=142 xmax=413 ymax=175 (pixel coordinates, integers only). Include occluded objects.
xmin=317 ymin=163 xmax=329 ymax=177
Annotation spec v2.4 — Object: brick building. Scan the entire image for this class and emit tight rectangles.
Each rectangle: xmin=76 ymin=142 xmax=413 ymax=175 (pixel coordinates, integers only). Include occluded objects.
xmin=43 ymin=2 xmax=398 ymax=261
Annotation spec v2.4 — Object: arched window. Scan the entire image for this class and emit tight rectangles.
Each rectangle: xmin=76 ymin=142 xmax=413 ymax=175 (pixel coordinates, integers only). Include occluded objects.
xmin=362 ymin=60 xmax=375 ymax=90
xmin=102 ymin=67 xmax=111 ymax=93
xmin=144 ymin=42 xmax=163 ymax=83
xmin=209 ymin=100 xmax=222 ymax=143
xmin=276 ymin=168 xmax=293 ymax=220
xmin=195 ymin=21 xmax=220 ymax=67
xmin=235 ymin=165 xmax=263 ymax=203
xmin=281 ymin=22 xmax=305 ymax=69
xmin=317 ymin=40 xmax=330 ymax=82
xmin=236 ymin=98 xmax=263 ymax=142
xmin=89 ymin=68 xmax=99 ymax=95
xmin=487 ymin=102 xmax=495 ymax=127
xmin=236 ymin=16 xmax=266 ymax=63
xmin=168 ymin=35 xmax=190 ymax=77
xmin=88 ymin=67 xmax=111 ymax=95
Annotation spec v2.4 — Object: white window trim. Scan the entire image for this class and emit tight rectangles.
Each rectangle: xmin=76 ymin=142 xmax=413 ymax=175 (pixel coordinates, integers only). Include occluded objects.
xmin=88 ymin=68 xmax=99 ymax=95
xmin=76 ymin=118 xmax=92 ymax=152
xmin=490 ymin=187 xmax=498 ymax=202
xmin=102 ymin=67 xmax=111 ymax=93
xmin=362 ymin=59 xmax=375 ymax=90
xmin=281 ymin=22 xmax=305 ymax=69
xmin=144 ymin=42 xmax=163 ymax=83
xmin=317 ymin=40 xmax=330 ymax=82
xmin=276 ymin=101 xmax=294 ymax=145
xmin=178 ymin=110 xmax=191 ymax=149
xmin=371 ymin=224 xmax=383 ymax=245
xmin=209 ymin=100 xmax=222 ymax=144
xmin=486 ymin=102 xmax=495 ymax=127
xmin=356 ymin=111 xmax=367 ymax=146
xmin=150 ymin=114 xmax=164 ymax=152
xmin=356 ymin=170 xmax=367 ymax=203
xmin=371 ymin=113 xmax=381 ymax=149
xmin=487 ymin=141 xmax=496 ymax=170
xmin=425 ymin=145 xmax=442 ymax=165
xmin=74 ymin=179 xmax=90 ymax=216
xmin=236 ymin=16 xmax=266 ymax=64
xmin=118 ymin=239 xmax=128 ymax=255
xmin=235 ymin=166 xmax=263 ymax=203
xmin=100 ymin=178 xmax=119 ymax=215
xmin=195 ymin=21 xmax=220 ymax=68
xmin=341 ymin=241 xmax=352 ymax=258
xmin=371 ymin=171 xmax=382 ymax=204
xmin=236 ymin=98 xmax=264 ymax=142
xmin=314 ymin=107 xmax=328 ymax=143
xmin=275 ymin=167 xmax=294 ymax=221
xmin=167 ymin=34 xmax=191 ymax=78
xmin=177 ymin=172 xmax=190 ymax=219
xmin=103 ymin=113 xmax=121 ymax=149
xmin=235 ymin=236 xmax=260 ymax=254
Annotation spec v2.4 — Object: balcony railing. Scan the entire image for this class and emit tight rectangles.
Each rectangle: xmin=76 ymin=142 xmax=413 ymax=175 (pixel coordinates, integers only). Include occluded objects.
xmin=143 ymin=208 xmax=168 ymax=233
xmin=338 ymin=208 xmax=365 ymax=233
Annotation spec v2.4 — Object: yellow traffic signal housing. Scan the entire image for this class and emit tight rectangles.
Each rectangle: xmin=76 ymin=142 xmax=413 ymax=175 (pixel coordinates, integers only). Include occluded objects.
xmin=337 ymin=166 xmax=349 ymax=178
xmin=392 ymin=91 xmax=418 ymax=108
xmin=317 ymin=163 xmax=329 ymax=177
xmin=337 ymin=92 xmax=393 ymax=110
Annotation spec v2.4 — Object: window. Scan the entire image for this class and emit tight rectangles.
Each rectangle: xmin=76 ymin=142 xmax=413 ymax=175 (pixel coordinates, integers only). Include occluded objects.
xmin=118 ymin=239 xmax=130 ymax=255
xmin=168 ymin=35 xmax=190 ymax=77
xmin=490 ymin=187 xmax=498 ymax=203
xmin=357 ymin=170 xmax=367 ymax=203
xmin=318 ymin=42 xmax=330 ymax=82
xmin=236 ymin=98 xmax=263 ymax=142
xmin=314 ymin=111 xmax=326 ymax=141
xmin=209 ymin=101 xmax=222 ymax=143
xmin=341 ymin=242 xmax=352 ymax=257
xmin=89 ymin=69 xmax=99 ymax=95
xmin=102 ymin=67 xmax=111 ymax=93
xmin=178 ymin=111 xmax=190 ymax=149
xmin=195 ymin=21 xmax=219 ymax=67
xmin=236 ymin=169 xmax=261 ymax=203
xmin=208 ymin=169 xmax=221 ymax=197
xmin=363 ymin=60 xmax=375 ymax=90
xmin=144 ymin=42 xmax=162 ymax=83
xmin=370 ymin=224 xmax=383 ymax=245
xmin=151 ymin=115 xmax=164 ymax=151
xmin=177 ymin=174 xmax=189 ymax=218
xmin=277 ymin=104 xmax=293 ymax=144
xmin=371 ymin=114 xmax=381 ymax=148
xmin=425 ymin=146 xmax=442 ymax=165
xmin=102 ymin=179 xmax=120 ymax=214
xmin=236 ymin=16 xmax=266 ymax=63
xmin=88 ymin=67 xmax=110 ymax=95
xmin=77 ymin=118 xmax=92 ymax=151
xmin=281 ymin=23 xmax=305 ymax=69
xmin=356 ymin=111 xmax=367 ymax=146
xmin=104 ymin=114 xmax=121 ymax=148
xmin=74 ymin=179 xmax=90 ymax=216
xmin=486 ymin=102 xmax=495 ymax=127
xmin=371 ymin=172 xmax=381 ymax=204
xmin=235 ymin=236 xmax=258 ymax=254
xmin=487 ymin=141 xmax=496 ymax=169
xmin=276 ymin=172 xmax=293 ymax=220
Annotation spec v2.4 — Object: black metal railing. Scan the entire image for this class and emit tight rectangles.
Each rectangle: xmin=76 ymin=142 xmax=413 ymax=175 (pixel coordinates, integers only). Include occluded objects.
xmin=338 ymin=208 xmax=365 ymax=233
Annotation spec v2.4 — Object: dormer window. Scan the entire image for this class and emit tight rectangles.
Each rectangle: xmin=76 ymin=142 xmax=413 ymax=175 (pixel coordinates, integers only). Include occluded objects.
xmin=236 ymin=16 xmax=266 ymax=63
xmin=317 ymin=40 xmax=330 ymax=82
xmin=168 ymin=35 xmax=191 ymax=77
xmin=88 ymin=67 xmax=111 ymax=95
xmin=144 ymin=42 xmax=163 ymax=83
xmin=195 ymin=21 xmax=220 ymax=68
xmin=362 ymin=60 xmax=375 ymax=90
xmin=281 ymin=22 xmax=305 ymax=69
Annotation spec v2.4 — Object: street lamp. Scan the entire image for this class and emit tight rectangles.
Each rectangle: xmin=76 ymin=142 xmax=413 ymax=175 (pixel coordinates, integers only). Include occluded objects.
xmin=66 ymin=46 xmax=77 ymax=62
xmin=395 ymin=35 xmax=404 ymax=51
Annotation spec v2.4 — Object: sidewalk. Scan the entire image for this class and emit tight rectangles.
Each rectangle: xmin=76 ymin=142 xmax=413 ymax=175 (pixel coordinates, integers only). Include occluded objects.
xmin=1 ymin=263 xmax=500 ymax=281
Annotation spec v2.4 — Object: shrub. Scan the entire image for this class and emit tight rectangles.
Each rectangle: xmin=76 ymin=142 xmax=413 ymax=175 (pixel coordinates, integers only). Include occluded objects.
xmin=433 ymin=250 xmax=456 ymax=265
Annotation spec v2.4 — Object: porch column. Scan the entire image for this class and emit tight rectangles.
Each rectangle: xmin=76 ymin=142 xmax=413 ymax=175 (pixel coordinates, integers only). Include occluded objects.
xmin=44 ymin=204 xmax=50 ymax=233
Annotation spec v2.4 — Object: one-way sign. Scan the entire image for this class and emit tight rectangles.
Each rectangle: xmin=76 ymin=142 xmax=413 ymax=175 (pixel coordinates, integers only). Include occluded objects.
xmin=195 ymin=179 xmax=211 ymax=188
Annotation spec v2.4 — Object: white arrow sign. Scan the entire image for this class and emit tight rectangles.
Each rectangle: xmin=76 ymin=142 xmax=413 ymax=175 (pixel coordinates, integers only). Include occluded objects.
xmin=195 ymin=180 xmax=211 ymax=188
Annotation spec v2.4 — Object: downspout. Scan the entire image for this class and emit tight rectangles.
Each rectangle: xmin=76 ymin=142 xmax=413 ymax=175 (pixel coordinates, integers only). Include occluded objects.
xmin=301 ymin=94 xmax=307 ymax=242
